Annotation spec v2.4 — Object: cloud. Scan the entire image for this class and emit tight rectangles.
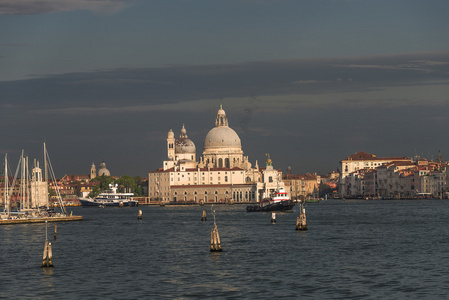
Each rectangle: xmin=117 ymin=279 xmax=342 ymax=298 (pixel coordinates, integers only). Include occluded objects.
xmin=1 ymin=50 xmax=448 ymax=115
xmin=0 ymin=0 xmax=131 ymax=15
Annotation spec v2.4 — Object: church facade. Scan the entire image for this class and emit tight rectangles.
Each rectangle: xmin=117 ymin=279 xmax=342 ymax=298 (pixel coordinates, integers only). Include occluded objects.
xmin=148 ymin=105 xmax=286 ymax=203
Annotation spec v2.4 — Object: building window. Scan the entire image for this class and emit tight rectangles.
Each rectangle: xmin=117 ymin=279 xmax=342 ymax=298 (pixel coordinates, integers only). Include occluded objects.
xmin=219 ymin=158 xmax=223 ymax=168
xmin=225 ymin=176 xmax=228 ymax=182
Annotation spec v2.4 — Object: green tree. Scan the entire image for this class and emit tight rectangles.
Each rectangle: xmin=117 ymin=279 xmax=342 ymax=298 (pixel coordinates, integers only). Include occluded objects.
xmin=90 ymin=175 xmax=115 ymax=190
xmin=134 ymin=185 xmax=143 ymax=196
xmin=88 ymin=185 xmax=101 ymax=198
xmin=117 ymin=175 xmax=137 ymax=193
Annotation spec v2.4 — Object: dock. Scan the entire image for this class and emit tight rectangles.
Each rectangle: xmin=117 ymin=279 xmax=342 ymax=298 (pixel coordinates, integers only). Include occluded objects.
xmin=0 ymin=215 xmax=83 ymax=225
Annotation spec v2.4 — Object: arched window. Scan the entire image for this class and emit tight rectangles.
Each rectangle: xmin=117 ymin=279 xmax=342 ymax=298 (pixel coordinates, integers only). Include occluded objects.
xmin=215 ymin=191 xmax=218 ymax=194
xmin=225 ymin=158 xmax=230 ymax=168
xmin=246 ymin=176 xmax=251 ymax=183
xmin=205 ymin=190 xmax=208 ymax=194
xmin=218 ymin=158 xmax=223 ymax=168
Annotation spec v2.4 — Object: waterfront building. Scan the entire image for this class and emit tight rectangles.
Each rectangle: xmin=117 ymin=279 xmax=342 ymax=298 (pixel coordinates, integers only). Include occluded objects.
xmin=340 ymin=150 xmax=449 ymax=199
xmin=148 ymin=105 xmax=286 ymax=204
xmin=339 ymin=151 xmax=412 ymax=197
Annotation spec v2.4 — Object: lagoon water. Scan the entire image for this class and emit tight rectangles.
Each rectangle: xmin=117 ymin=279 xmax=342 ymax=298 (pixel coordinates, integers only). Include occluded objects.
xmin=2 ymin=200 xmax=449 ymax=299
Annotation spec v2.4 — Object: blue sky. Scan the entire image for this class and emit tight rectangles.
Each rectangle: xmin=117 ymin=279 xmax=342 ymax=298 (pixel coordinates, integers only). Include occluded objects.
xmin=1 ymin=0 xmax=448 ymax=177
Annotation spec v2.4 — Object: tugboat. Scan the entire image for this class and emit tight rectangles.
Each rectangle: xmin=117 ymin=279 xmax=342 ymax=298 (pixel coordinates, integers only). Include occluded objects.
xmin=246 ymin=188 xmax=295 ymax=212
xmin=79 ymin=184 xmax=138 ymax=207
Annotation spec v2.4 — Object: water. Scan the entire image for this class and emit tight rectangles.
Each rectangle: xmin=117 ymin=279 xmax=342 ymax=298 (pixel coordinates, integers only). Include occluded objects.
xmin=2 ymin=200 xmax=449 ymax=299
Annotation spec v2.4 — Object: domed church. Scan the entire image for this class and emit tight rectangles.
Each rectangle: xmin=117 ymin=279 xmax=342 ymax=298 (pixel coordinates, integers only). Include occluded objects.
xmin=148 ymin=105 xmax=286 ymax=204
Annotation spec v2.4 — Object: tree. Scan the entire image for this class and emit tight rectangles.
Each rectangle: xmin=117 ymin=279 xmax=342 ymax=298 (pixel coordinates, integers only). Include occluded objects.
xmin=90 ymin=175 xmax=115 ymax=190
xmin=117 ymin=175 xmax=137 ymax=193
xmin=88 ymin=185 xmax=100 ymax=198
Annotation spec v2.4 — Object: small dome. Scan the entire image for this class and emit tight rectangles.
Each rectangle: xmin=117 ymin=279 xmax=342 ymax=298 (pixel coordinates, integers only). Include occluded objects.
xmin=204 ymin=126 xmax=241 ymax=149
xmin=98 ymin=162 xmax=110 ymax=176
xmin=175 ymin=138 xmax=196 ymax=154
xmin=175 ymin=124 xmax=196 ymax=154
xmin=168 ymin=129 xmax=174 ymax=139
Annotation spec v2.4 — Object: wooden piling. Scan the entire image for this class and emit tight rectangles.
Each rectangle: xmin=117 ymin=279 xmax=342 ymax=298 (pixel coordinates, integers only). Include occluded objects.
xmin=54 ymin=223 xmax=57 ymax=240
xmin=41 ymin=240 xmax=49 ymax=267
xmin=201 ymin=210 xmax=207 ymax=222
xmin=47 ymin=242 xmax=53 ymax=267
xmin=210 ymin=224 xmax=222 ymax=252
xmin=271 ymin=212 xmax=276 ymax=224
xmin=296 ymin=206 xmax=308 ymax=231
xmin=138 ymin=210 xmax=143 ymax=220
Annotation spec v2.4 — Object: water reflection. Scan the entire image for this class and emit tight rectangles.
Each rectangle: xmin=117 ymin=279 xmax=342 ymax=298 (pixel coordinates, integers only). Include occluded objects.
xmin=41 ymin=267 xmax=54 ymax=288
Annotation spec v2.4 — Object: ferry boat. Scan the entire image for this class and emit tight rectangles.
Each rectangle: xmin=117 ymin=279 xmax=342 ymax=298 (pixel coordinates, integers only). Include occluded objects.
xmin=246 ymin=188 xmax=295 ymax=212
xmin=79 ymin=184 xmax=138 ymax=207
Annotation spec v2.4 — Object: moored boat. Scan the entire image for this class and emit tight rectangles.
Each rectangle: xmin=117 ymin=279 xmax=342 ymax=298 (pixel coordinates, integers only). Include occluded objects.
xmin=79 ymin=184 xmax=138 ymax=207
xmin=246 ymin=188 xmax=295 ymax=212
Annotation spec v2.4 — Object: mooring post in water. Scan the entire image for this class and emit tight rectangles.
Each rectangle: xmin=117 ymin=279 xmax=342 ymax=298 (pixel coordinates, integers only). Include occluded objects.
xmin=47 ymin=242 xmax=53 ymax=267
xmin=41 ymin=220 xmax=54 ymax=267
xmin=201 ymin=209 xmax=207 ymax=222
xmin=271 ymin=212 xmax=276 ymax=224
xmin=138 ymin=209 xmax=143 ymax=220
xmin=210 ymin=208 xmax=222 ymax=252
xmin=296 ymin=204 xmax=307 ymax=231
xmin=54 ymin=223 xmax=57 ymax=240
xmin=41 ymin=240 xmax=49 ymax=267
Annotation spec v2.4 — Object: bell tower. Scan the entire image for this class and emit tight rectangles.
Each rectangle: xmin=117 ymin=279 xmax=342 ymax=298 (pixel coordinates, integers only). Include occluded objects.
xmin=90 ymin=162 xmax=97 ymax=179
xmin=167 ymin=128 xmax=175 ymax=160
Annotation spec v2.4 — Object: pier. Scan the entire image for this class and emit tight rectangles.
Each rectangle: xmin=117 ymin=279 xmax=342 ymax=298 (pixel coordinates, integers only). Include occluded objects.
xmin=0 ymin=215 xmax=83 ymax=225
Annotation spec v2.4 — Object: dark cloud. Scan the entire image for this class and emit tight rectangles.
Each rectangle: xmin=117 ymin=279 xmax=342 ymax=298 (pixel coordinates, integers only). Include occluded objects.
xmin=1 ymin=51 xmax=448 ymax=111
xmin=0 ymin=0 xmax=131 ymax=15
xmin=1 ymin=51 xmax=448 ymax=177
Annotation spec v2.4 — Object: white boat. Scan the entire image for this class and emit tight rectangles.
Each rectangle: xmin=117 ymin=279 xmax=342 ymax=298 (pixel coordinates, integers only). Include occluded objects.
xmin=79 ymin=184 xmax=138 ymax=207
xmin=1 ymin=143 xmax=82 ymax=224
xmin=246 ymin=188 xmax=295 ymax=212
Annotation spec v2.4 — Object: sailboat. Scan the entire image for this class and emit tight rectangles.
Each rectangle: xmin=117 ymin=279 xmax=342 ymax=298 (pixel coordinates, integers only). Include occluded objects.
xmin=0 ymin=143 xmax=82 ymax=224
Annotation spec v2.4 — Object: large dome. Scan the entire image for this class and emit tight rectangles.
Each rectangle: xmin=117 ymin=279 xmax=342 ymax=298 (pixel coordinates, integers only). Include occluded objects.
xmin=204 ymin=126 xmax=241 ymax=149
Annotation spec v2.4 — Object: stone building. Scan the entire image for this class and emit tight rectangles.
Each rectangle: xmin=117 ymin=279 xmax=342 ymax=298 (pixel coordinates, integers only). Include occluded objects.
xmin=148 ymin=105 xmax=286 ymax=204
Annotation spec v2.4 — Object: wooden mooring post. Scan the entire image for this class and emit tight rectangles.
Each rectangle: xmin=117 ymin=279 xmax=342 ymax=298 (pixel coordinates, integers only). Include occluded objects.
xmin=271 ymin=212 xmax=276 ymax=224
xmin=138 ymin=209 xmax=143 ymax=220
xmin=210 ymin=209 xmax=222 ymax=252
xmin=201 ymin=210 xmax=207 ymax=222
xmin=53 ymin=223 xmax=57 ymax=240
xmin=296 ymin=204 xmax=307 ymax=231
xmin=42 ymin=221 xmax=54 ymax=267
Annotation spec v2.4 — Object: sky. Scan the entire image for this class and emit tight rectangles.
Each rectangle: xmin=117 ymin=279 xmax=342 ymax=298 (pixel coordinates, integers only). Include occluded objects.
xmin=1 ymin=0 xmax=448 ymax=177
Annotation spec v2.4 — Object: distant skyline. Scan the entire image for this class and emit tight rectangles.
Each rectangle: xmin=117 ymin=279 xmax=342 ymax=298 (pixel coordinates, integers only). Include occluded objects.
xmin=1 ymin=0 xmax=448 ymax=177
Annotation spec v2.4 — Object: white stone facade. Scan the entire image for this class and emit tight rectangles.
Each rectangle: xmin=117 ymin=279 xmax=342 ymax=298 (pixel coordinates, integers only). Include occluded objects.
xmin=149 ymin=105 xmax=286 ymax=203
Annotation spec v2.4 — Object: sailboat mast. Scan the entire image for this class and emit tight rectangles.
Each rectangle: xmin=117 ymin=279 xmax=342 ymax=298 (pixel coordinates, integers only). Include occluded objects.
xmin=26 ymin=156 xmax=30 ymax=209
xmin=43 ymin=142 xmax=49 ymax=209
xmin=20 ymin=150 xmax=25 ymax=210
xmin=5 ymin=154 xmax=10 ymax=217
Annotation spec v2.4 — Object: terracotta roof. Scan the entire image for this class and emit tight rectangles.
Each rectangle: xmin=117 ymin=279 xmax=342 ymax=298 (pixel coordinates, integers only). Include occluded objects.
xmin=342 ymin=151 xmax=410 ymax=162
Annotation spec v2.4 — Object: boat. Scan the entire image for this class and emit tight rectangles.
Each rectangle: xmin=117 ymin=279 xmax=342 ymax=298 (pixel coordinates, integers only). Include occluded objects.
xmin=1 ymin=143 xmax=83 ymax=225
xmin=246 ymin=188 xmax=295 ymax=212
xmin=78 ymin=184 xmax=138 ymax=207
